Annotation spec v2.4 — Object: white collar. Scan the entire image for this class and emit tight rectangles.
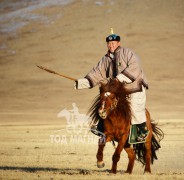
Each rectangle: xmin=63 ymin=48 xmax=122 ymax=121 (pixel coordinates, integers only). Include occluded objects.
xmin=109 ymin=53 xmax=115 ymax=60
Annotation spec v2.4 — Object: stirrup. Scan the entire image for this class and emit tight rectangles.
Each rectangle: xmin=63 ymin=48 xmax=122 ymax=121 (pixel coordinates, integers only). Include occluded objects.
xmin=90 ymin=125 xmax=98 ymax=135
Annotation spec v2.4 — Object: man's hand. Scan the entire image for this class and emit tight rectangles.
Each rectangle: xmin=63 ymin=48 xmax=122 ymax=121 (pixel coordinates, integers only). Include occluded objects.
xmin=74 ymin=78 xmax=91 ymax=90
xmin=116 ymin=73 xmax=132 ymax=83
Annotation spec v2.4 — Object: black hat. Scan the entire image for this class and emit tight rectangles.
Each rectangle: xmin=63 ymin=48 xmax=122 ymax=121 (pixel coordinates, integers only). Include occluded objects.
xmin=106 ymin=34 xmax=121 ymax=42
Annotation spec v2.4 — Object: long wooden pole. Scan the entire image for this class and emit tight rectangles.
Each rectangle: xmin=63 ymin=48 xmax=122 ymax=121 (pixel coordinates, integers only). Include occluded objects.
xmin=36 ymin=64 xmax=77 ymax=81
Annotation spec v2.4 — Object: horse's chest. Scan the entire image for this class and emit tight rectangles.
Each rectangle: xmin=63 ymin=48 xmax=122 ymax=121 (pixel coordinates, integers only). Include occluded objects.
xmin=105 ymin=127 xmax=125 ymax=140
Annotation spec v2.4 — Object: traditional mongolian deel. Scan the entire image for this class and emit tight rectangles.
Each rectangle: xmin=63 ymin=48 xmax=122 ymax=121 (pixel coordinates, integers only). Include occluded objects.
xmin=85 ymin=46 xmax=148 ymax=93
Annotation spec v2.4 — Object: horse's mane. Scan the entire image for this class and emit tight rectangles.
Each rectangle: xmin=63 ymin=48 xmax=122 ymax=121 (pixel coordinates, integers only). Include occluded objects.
xmin=88 ymin=79 xmax=132 ymax=126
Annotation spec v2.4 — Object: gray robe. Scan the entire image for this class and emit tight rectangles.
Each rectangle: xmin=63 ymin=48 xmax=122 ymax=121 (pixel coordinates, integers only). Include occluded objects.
xmin=85 ymin=46 xmax=148 ymax=93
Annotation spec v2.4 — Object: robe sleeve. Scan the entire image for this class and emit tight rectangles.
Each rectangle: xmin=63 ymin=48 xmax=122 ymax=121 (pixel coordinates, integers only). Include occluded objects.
xmin=85 ymin=56 xmax=109 ymax=87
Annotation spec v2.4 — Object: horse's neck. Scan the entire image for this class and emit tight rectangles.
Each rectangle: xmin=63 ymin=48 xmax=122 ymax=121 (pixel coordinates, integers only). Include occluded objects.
xmin=108 ymin=111 xmax=129 ymax=127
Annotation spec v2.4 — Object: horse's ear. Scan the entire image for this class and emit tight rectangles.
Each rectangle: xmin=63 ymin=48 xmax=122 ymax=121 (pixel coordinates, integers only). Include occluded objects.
xmin=98 ymin=81 xmax=108 ymax=94
xmin=98 ymin=82 xmax=105 ymax=87
xmin=98 ymin=79 xmax=108 ymax=88
xmin=98 ymin=82 xmax=102 ymax=87
xmin=98 ymin=82 xmax=104 ymax=93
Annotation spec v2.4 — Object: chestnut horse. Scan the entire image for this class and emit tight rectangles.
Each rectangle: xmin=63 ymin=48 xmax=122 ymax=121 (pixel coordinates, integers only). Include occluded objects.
xmin=88 ymin=79 xmax=164 ymax=174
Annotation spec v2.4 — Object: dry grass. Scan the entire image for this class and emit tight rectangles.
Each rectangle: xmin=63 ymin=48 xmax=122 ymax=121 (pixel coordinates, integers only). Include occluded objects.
xmin=0 ymin=120 xmax=183 ymax=179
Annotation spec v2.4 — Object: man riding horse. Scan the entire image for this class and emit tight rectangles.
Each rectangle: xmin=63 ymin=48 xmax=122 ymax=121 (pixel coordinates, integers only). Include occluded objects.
xmin=74 ymin=28 xmax=149 ymax=142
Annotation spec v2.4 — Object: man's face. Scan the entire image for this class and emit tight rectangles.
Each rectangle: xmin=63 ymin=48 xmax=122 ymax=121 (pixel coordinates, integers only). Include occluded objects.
xmin=107 ymin=41 xmax=120 ymax=53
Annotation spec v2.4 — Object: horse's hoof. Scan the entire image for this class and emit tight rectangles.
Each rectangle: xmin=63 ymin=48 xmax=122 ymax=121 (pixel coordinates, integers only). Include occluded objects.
xmin=125 ymin=170 xmax=132 ymax=174
xmin=110 ymin=169 xmax=117 ymax=174
xmin=97 ymin=161 xmax=105 ymax=168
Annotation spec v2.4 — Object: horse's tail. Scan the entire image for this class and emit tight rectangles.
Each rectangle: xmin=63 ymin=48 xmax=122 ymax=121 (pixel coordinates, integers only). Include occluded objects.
xmin=150 ymin=120 xmax=164 ymax=164
xmin=135 ymin=120 xmax=164 ymax=165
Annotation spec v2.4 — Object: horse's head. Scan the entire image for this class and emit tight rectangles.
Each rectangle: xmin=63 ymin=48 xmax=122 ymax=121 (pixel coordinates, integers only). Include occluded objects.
xmin=88 ymin=79 xmax=131 ymax=126
xmin=98 ymin=79 xmax=120 ymax=119
xmin=98 ymin=91 xmax=118 ymax=119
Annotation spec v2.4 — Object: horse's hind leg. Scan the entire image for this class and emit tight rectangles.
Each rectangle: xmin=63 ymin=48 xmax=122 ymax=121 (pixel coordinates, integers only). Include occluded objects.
xmin=144 ymin=137 xmax=152 ymax=173
xmin=124 ymin=147 xmax=135 ymax=174
xmin=144 ymin=111 xmax=152 ymax=173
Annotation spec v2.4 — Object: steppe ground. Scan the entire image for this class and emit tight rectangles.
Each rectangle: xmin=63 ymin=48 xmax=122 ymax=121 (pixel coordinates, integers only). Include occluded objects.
xmin=0 ymin=0 xmax=184 ymax=179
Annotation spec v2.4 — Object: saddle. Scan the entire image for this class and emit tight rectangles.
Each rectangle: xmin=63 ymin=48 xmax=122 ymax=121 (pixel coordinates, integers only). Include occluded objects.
xmin=129 ymin=124 xmax=149 ymax=144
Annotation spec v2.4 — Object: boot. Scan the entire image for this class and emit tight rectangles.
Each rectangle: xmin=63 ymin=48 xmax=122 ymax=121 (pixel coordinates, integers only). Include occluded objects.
xmin=91 ymin=120 xmax=104 ymax=136
xmin=136 ymin=122 xmax=149 ymax=142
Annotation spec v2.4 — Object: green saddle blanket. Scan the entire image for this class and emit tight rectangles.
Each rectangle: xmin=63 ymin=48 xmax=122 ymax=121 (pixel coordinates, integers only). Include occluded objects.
xmin=128 ymin=125 xmax=148 ymax=144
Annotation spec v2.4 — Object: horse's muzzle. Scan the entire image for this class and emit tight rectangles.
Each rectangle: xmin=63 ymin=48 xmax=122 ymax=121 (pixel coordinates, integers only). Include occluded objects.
xmin=98 ymin=108 xmax=107 ymax=119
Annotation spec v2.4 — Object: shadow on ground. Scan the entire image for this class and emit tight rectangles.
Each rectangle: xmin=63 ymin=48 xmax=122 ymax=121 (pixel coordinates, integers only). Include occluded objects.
xmin=0 ymin=166 xmax=112 ymax=175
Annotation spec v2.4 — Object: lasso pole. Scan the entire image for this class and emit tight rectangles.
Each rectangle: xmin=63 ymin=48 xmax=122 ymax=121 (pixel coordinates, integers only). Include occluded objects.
xmin=36 ymin=64 xmax=77 ymax=81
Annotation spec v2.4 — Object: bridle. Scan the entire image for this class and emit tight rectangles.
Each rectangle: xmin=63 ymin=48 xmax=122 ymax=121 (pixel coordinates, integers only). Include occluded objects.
xmin=110 ymin=97 xmax=118 ymax=112
xmin=103 ymin=92 xmax=118 ymax=112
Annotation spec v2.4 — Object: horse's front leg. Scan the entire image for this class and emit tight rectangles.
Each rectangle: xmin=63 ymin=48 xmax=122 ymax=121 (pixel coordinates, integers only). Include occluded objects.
xmin=111 ymin=135 xmax=128 ymax=174
xmin=96 ymin=136 xmax=111 ymax=168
